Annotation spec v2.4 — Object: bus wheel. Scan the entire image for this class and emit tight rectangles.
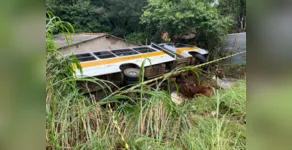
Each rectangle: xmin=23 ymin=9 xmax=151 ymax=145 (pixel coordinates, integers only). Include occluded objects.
xmin=194 ymin=54 xmax=207 ymax=65
xmin=123 ymin=68 xmax=140 ymax=84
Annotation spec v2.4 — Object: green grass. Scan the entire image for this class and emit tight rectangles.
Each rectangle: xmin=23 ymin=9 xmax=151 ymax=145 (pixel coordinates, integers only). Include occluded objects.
xmin=46 ymin=13 xmax=246 ymax=150
xmin=46 ymin=74 xmax=246 ymax=149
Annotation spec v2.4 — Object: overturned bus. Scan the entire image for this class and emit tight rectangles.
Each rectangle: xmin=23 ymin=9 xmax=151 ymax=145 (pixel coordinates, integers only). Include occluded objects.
xmin=73 ymin=43 xmax=208 ymax=98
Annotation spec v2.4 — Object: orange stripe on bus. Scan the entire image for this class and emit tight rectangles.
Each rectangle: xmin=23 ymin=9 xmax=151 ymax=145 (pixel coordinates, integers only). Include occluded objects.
xmin=176 ymin=47 xmax=198 ymax=54
xmin=79 ymin=51 xmax=166 ymax=68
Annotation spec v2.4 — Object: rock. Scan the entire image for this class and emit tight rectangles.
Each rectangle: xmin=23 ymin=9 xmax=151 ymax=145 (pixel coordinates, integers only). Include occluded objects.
xmin=212 ymin=75 xmax=238 ymax=89
xmin=171 ymin=92 xmax=184 ymax=105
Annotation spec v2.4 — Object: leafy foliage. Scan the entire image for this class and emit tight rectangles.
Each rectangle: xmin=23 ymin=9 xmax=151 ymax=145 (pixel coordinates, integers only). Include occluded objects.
xmin=92 ymin=0 xmax=147 ymax=37
xmin=217 ymin=0 xmax=246 ymax=32
xmin=125 ymin=32 xmax=148 ymax=45
xmin=47 ymin=0 xmax=108 ymax=32
xmin=47 ymin=0 xmax=147 ymax=37
xmin=46 ymin=0 xmax=245 ymax=48
xmin=141 ymin=0 xmax=232 ymax=51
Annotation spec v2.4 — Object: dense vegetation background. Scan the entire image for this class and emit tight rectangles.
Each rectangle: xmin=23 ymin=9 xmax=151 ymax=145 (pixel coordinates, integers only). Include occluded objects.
xmin=46 ymin=0 xmax=246 ymax=50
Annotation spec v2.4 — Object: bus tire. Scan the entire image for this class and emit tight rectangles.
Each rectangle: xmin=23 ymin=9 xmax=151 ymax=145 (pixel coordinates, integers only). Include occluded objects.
xmin=194 ymin=54 xmax=207 ymax=64
xmin=124 ymin=68 xmax=140 ymax=82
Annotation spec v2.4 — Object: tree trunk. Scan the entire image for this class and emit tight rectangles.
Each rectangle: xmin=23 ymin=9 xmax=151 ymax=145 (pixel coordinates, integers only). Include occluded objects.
xmin=244 ymin=16 xmax=246 ymax=31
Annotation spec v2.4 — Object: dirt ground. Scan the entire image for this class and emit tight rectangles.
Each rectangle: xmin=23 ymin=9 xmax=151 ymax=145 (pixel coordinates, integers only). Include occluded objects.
xmin=173 ymin=63 xmax=246 ymax=99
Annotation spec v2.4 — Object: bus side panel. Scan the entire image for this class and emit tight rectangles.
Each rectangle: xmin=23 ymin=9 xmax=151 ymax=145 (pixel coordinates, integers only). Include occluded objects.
xmin=174 ymin=57 xmax=192 ymax=68
xmin=144 ymin=64 xmax=166 ymax=79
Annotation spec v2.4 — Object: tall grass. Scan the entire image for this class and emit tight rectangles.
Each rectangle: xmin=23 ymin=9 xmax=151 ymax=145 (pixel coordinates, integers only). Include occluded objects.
xmin=46 ymin=14 xmax=246 ymax=149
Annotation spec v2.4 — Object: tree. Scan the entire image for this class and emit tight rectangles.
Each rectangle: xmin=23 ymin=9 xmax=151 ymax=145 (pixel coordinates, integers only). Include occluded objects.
xmin=47 ymin=0 xmax=148 ymax=38
xmin=47 ymin=0 xmax=108 ymax=33
xmin=217 ymin=0 xmax=246 ymax=32
xmin=90 ymin=0 xmax=148 ymax=37
xmin=141 ymin=0 xmax=232 ymax=50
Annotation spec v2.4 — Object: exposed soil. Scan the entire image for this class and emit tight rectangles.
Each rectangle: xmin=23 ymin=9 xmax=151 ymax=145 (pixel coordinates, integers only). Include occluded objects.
xmin=176 ymin=75 xmax=218 ymax=99
xmin=174 ymin=64 xmax=246 ymax=99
